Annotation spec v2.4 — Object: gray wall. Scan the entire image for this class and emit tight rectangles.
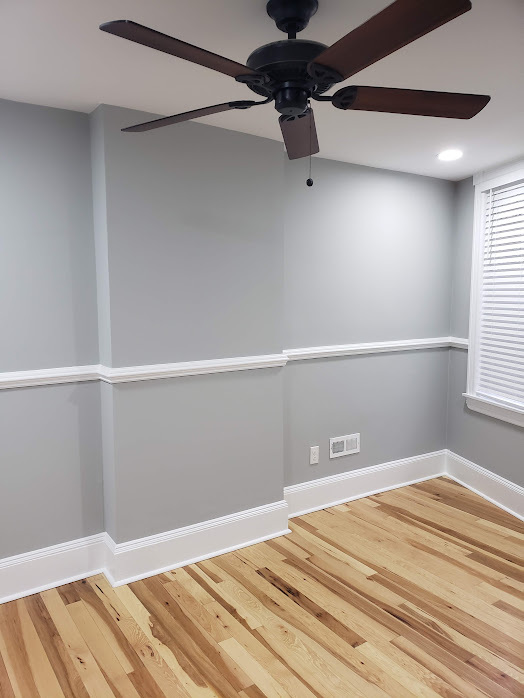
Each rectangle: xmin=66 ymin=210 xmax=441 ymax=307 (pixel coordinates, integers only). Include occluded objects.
xmin=2 ymin=98 xmax=520 ymax=560
xmin=0 ymin=383 xmax=103 ymax=558
xmin=110 ymin=370 xmax=284 ymax=542
xmin=91 ymin=106 xmax=286 ymax=542
xmin=446 ymin=177 xmax=524 ymax=486
xmin=0 ymin=99 xmax=98 ymax=371
xmin=96 ymin=105 xmax=285 ymax=368
xmin=0 ymin=100 xmax=103 ymax=558
xmin=285 ymin=350 xmax=449 ymax=486
xmin=447 ymin=349 xmax=524 ymax=486
xmin=90 ymin=107 xmax=113 ymax=367
xmin=450 ymin=178 xmax=474 ymax=338
xmin=284 ymin=157 xmax=454 ymax=348
xmin=283 ymin=156 xmax=454 ymax=485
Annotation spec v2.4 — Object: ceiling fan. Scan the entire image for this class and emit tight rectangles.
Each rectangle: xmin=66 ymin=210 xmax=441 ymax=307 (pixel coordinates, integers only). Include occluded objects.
xmin=100 ymin=0 xmax=490 ymax=161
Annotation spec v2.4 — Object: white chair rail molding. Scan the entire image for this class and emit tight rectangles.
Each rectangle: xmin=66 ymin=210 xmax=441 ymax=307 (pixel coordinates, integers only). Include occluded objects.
xmin=0 ymin=336 xmax=468 ymax=389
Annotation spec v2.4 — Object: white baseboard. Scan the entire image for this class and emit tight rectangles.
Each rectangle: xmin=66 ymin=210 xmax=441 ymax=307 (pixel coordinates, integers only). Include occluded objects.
xmin=0 ymin=534 xmax=107 ymax=605
xmin=284 ymin=451 xmax=447 ymax=518
xmin=445 ymin=450 xmax=524 ymax=521
xmin=2 ymin=452 xmax=522 ymax=605
xmin=0 ymin=501 xmax=289 ymax=604
xmin=284 ymin=449 xmax=523 ymax=521
xmin=104 ymin=500 xmax=290 ymax=586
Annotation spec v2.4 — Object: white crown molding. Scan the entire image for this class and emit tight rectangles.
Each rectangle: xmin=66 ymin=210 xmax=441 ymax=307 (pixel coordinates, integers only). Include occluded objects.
xmin=284 ymin=451 xmax=447 ymax=517
xmin=0 ymin=338 xmax=469 ymax=390
xmin=446 ymin=450 xmax=524 ymax=521
xmin=1 ymin=452 xmax=521 ymax=604
xmin=284 ymin=337 xmax=465 ymax=361
xmin=0 ymin=365 xmax=101 ymax=390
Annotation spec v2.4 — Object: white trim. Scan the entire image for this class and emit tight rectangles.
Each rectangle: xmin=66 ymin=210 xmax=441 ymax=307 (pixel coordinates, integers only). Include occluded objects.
xmin=0 ymin=338 xmax=469 ymax=389
xmin=284 ymin=337 xmax=462 ymax=361
xmin=2 ymin=454 xmax=522 ymax=604
xmin=473 ymin=158 xmax=524 ymax=190
xmin=467 ymin=159 xmax=524 ymax=427
xmin=0 ymin=500 xmax=289 ymax=603
xmin=463 ymin=393 xmax=524 ymax=428
xmin=0 ymin=365 xmax=101 ymax=390
xmin=284 ymin=451 xmax=447 ymax=517
xmin=449 ymin=336 xmax=469 ymax=349
xmin=98 ymin=354 xmax=287 ymax=384
xmin=0 ymin=534 xmax=107 ymax=605
xmin=284 ymin=449 xmax=523 ymax=522
xmin=446 ymin=450 xmax=524 ymax=521
xmin=105 ymin=500 xmax=290 ymax=586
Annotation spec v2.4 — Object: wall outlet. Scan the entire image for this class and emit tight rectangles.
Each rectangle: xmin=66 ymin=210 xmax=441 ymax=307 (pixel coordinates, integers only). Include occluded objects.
xmin=329 ymin=433 xmax=360 ymax=459
xmin=309 ymin=446 xmax=319 ymax=465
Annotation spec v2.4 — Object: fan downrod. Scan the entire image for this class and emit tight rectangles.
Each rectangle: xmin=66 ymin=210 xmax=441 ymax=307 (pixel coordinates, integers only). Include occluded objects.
xmin=266 ymin=0 xmax=319 ymax=38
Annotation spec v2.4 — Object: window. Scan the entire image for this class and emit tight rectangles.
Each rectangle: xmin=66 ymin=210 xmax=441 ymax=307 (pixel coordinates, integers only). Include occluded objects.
xmin=465 ymin=160 xmax=524 ymax=427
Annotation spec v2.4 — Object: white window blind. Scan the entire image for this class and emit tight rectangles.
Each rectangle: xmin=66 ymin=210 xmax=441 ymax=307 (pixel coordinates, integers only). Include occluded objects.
xmin=476 ymin=179 xmax=524 ymax=409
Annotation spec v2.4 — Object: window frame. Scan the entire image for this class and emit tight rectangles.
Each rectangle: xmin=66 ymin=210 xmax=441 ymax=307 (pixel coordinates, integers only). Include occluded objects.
xmin=464 ymin=159 xmax=524 ymax=428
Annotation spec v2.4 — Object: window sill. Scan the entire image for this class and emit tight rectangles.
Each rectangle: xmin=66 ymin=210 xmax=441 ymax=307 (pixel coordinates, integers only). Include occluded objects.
xmin=463 ymin=393 xmax=524 ymax=428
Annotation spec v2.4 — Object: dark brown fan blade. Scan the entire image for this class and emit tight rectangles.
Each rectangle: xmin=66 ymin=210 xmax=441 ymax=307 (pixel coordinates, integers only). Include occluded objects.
xmin=122 ymin=100 xmax=259 ymax=132
xmin=309 ymin=0 xmax=472 ymax=81
xmin=100 ymin=20 xmax=255 ymax=78
xmin=332 ymin=86 xmax=490 ymax=119
xmin=279 ymin=108 xmax=319 ymax=160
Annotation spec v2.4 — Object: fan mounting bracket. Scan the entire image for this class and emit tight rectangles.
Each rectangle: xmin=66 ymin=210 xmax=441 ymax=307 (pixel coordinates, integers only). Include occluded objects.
xmin=266 ymin=0 xmax=319 ymax=37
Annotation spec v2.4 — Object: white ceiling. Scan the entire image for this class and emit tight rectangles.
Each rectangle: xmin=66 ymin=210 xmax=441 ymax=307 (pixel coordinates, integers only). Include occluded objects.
xmin=2 ymin=0 xmax=523 ymax=179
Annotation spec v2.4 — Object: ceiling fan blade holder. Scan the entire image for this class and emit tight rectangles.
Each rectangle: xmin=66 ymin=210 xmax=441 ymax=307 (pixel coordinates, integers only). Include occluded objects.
xmin=332 ymin=85 xmax=490 ymax=119
xmin=308 ymin=0 xmax=472 ymax=80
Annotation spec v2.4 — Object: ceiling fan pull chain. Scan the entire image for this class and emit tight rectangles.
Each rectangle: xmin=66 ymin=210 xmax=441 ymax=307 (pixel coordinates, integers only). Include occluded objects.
xmin=307 ymin=101 xmax=314 ymax=187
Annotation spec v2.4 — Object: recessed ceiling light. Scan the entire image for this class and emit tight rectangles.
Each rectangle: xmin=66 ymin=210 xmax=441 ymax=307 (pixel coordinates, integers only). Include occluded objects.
xmin=438 ymin=149 xmax=463 ymax=162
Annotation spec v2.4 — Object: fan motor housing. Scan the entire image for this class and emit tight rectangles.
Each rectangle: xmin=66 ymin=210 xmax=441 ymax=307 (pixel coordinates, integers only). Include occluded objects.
xmin=246 ymin=39 xmax=335 ymax=115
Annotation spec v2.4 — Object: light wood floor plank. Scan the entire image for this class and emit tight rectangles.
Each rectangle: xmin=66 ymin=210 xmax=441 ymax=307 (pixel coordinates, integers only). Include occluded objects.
xmin=0 ymin=477 xmax=522 ymax=696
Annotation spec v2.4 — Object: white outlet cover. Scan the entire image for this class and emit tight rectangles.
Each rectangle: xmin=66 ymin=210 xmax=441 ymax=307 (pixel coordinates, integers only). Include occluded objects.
xmin=310 ymin=446 xmax=319 ymax=465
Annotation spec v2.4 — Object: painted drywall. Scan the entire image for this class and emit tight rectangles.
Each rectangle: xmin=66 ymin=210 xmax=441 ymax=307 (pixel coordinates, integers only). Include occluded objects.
xmin=95 ymin=105 xmax=285 ymax=368
xmin=0 ymin=99 xmax=103 ymax=559
xmin=450 ymin=178 xmax=474 ymax=338
xmin=285 ymin=350 xmax=449 ymax=486
xmin=109 ymin=369 xmax=284 ymax=543
xmin=283 ymin=156 xmax=454 ymax=348
xmin=282 ymin=155 xmax=454 ymax=485
xmin=447 ymin=349 xmax=523 ymax=486
xmin=3 ymin=97 xmax=520 ymax=565
xmin=90 ymin=105 xmax=288 ymax=543
xmin=446 ymin=177 xmax=524 ymax=485
xmin=0 ymin=99 xmax=98 ymax=372
xmin=0 ymin=383 xmax=103 ymax=558
xmin=90 ymin=107 xmax=112 ymax=367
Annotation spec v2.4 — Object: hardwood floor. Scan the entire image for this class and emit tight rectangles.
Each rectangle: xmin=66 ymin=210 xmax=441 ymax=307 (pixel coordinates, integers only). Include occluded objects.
xmin=0 ymin=477 xmax=523 ymax=697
